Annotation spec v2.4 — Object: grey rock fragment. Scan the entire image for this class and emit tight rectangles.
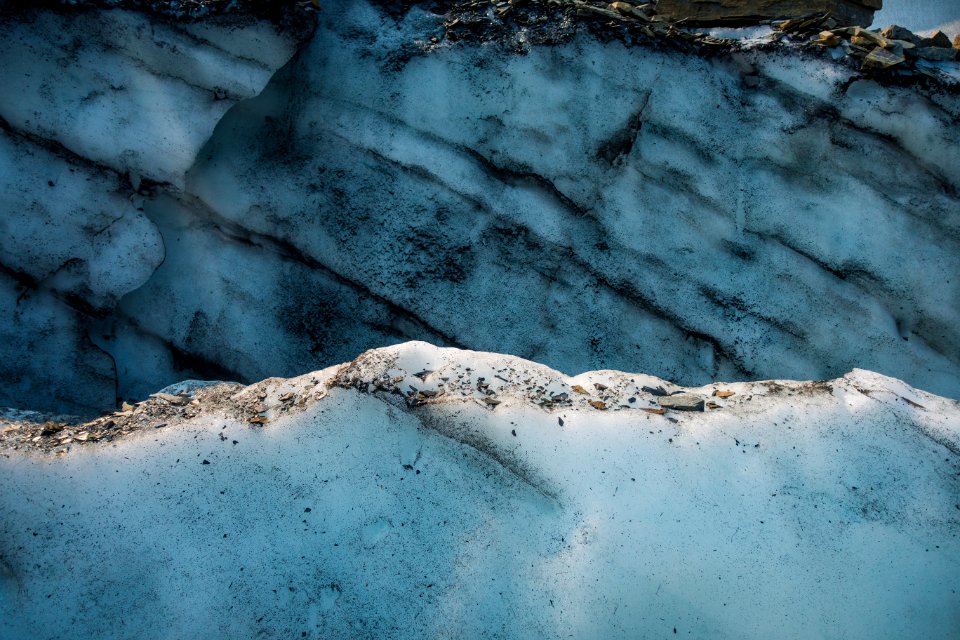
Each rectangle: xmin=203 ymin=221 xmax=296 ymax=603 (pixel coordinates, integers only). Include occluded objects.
xmin=150 ymin=392 xmax=189 ymax=406
xmin=657 ymin=394 xmax=705 ymax=412
xmin=862 ymin=46 xmax=905 ymax=69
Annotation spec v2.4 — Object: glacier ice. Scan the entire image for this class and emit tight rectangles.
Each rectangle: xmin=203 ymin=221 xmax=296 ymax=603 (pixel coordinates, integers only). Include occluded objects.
xmin=1 ymin=1 xmax=959 ymax=413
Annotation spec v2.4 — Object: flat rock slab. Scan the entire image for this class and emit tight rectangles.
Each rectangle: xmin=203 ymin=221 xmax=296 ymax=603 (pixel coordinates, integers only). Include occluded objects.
xmin=657 ymin=393 xmax=706 ymax=411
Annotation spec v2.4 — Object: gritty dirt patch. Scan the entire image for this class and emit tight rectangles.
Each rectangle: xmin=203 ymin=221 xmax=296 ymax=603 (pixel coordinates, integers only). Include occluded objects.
xmin=0 ymin=373 xmax=332 ymax=454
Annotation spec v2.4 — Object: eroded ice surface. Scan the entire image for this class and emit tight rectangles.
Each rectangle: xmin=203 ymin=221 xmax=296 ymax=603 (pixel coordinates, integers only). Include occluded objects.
xmin=1 ymin=343 xmax=958 ymax=639
xmin=2 ymin=1 xmax=959 ymax=414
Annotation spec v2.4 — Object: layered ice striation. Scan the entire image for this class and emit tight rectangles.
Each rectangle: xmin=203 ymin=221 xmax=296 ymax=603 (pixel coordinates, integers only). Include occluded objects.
xmin=1 ymin=342 xmax=958 ymax=638
xmin=2 ymin=1 xmax=960 ymax=413
xmin=0 ymin=7 xmax=304 ymax=413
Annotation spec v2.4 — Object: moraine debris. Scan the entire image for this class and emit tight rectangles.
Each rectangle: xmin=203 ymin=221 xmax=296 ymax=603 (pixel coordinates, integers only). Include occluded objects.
xmin=439 ymin=2 xmax=957 ymax=82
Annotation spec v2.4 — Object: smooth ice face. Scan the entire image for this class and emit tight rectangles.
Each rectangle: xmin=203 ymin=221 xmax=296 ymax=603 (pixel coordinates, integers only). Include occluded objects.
xmin=1 ymin=343 xmax=958 ymax=639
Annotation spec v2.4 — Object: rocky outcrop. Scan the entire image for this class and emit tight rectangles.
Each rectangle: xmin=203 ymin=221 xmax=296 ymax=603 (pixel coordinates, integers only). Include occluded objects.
xmin=655 ymin=0 xmax=882 ymax=27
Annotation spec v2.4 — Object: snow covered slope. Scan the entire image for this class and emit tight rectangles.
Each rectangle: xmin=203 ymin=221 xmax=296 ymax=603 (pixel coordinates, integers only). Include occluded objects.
xmin=2 ymin=1 xmax=960 ymax=414
xmin=1 ymin=342 xmax=958 ymax=639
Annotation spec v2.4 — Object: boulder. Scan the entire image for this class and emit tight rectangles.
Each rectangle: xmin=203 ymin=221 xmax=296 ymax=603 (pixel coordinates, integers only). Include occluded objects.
xmin=920 ymin=31 xmax=953 ymax=48
xmin=879 ymin=24 xmax=920 ymax=45
xmin=654 ymin=0 xmax=881 ymax=27
xmin=862 ymin=45 xmax=905 ymax=69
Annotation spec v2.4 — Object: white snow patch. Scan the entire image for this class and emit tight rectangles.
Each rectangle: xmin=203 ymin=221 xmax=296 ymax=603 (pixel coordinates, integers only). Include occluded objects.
xmin=1 ymin=343 xmax=958 ymax=639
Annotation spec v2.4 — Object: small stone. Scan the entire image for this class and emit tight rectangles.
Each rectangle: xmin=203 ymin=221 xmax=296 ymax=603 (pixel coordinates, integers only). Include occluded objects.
xmin=641 ymin=408 xmax=666 ymax=415
xmin=712 ymin=390 xmax=736 ymax=398
xmin=121 ymin=402 xmax=135 ymax=412
xmin=570 ymin=385 xmax=589 ymax=395
xmin=657 ymin=395 xmax=705 ymax=412
xmin=482 ymin=397 xmax=501 ymax=407
xmin=40 ymin=422 xmax=63 ymax=436
xmin=593 ymin=383 xmax=608 ymax=391
xmin=850 ymin=28 xmax=886 ymax=48
xmin=815 ymin=31 xmax=841 ymax=47
xmin=278 ymin=392 xmax=295 ymax=402
xmin=248 ymin=415 xmax=269 ymax=424
xmin=589 ymin=400 xmax=607 ymax=410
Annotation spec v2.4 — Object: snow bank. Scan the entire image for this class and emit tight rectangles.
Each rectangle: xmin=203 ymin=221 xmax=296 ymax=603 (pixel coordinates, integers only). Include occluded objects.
xmin=1 ymin=342 xmax=958 ymax=639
